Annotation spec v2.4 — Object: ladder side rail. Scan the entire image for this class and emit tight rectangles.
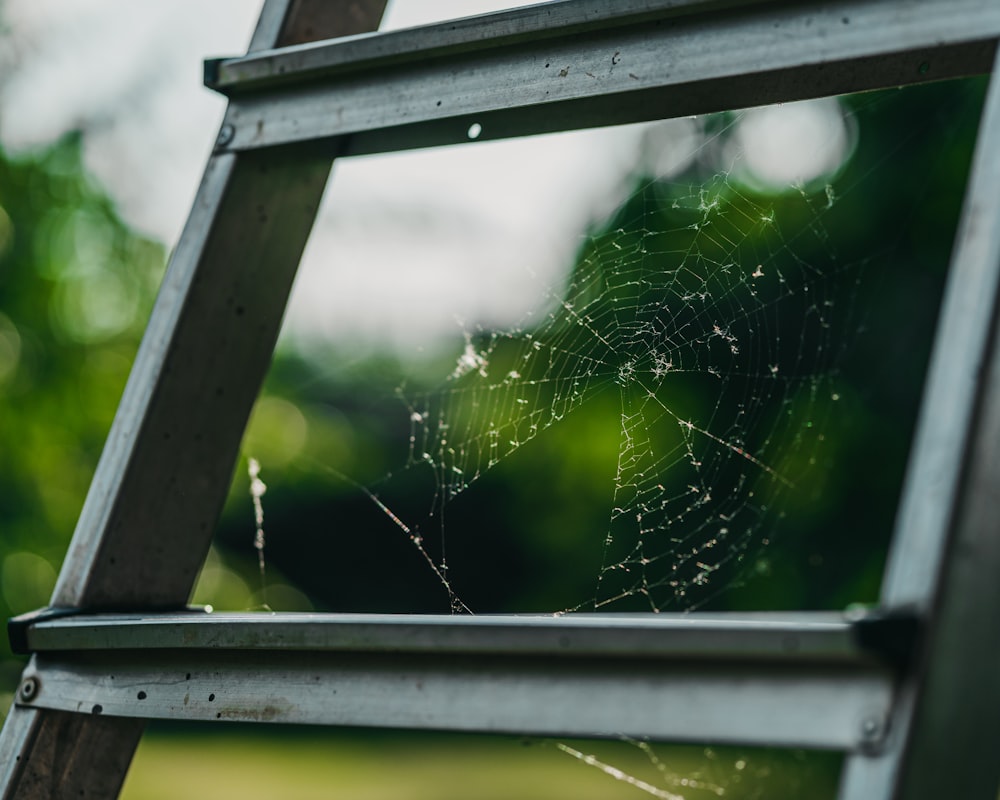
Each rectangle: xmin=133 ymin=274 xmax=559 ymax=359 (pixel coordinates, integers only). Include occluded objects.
xmin=0 ymin=2 xmax=387 ymax=798
xmin=839 ymin=46 xmax=1000 ymax=800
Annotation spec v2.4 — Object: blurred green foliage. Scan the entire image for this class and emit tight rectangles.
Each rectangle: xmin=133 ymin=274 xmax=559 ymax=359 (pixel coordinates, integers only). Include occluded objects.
xmin=121 ymin=728 xmax=841 ymax=800
xmin=0 ymin=133 xmax=165 ymax=693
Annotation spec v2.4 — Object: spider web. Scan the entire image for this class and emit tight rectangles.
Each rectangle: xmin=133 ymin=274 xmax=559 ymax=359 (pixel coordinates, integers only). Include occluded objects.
xmin=393 ymin=167 xmax=850 ymax=612
xmin=232 ymin=79 xmax=984 ymax=621
xmin=209 ymin=76 xmax=990 ymax=644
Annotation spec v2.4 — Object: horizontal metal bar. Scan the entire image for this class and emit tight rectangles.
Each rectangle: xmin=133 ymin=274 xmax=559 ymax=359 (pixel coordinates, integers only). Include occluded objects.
xmin=206 ymin=0 xmax=768 ymax=91
xmin=19 ymin=644 xmax=894 ymax=751
xmin=10 ymin=611 xmax=908 ymax=747
xmin=205 ymin=0 xmax=1000 ymax=155
xmin=206 ymin=0 xmax=996 ymax=94
xmin=13 ymin=610 xmax=907 ymax=664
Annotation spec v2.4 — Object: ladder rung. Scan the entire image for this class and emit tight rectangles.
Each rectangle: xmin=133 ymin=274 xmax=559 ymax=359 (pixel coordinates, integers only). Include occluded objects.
xmin=13 ymin=609 xmax=907 ymax=661
xmin=11 ymin=610 xmax=908 ymax=750
xmin=203 ymin=0 xmax=1000 ymax=155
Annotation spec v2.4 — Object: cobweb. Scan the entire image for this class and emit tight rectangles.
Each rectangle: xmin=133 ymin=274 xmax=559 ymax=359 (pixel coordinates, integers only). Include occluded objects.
xmin=370 ymin=136 xmax=857 ymax=614
xmin=267 ymin=73 xmax=977 ymax=625
xmin=236 ymin=79 xmax=985 ymax=622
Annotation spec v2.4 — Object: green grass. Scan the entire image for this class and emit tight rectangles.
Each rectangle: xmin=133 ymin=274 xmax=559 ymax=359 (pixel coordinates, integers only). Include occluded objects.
xmin=121 ymin=729 xmax=841 ymax=800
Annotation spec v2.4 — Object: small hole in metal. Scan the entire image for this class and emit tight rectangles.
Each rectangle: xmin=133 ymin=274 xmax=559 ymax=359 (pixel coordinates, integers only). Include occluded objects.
xmin=467 ymin=123 xmax=483 ymax=140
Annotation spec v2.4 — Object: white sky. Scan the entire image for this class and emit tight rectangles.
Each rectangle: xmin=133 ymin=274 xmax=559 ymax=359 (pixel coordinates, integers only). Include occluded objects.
xmin=0 ymin=0 xmax=847 ymax=356
xmin=0 ymin=0 xmax=647 ymax=356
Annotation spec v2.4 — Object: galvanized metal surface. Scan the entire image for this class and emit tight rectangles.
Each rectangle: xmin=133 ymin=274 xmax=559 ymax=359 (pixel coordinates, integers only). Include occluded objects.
xmin=16 ymin=611 xmax=881 ymax=663
xmin=246 ymin=0 xmax=294 ymax=52
xmin=889 ymin=48 xmax=1000 ymax=799
xmin=8 ymin=610 xmax=906 ymax=753
xmin=835 ymin=683 xmax=917 ymax=799
xmin=211 ymin=0 xmax=780 ymax=89
xmin=0 ymin=692 xmax=144 ymax=800
xmin=882 ymin=43 xmax=1000 ymax=611
xmin=0 ymin=2 xmax=388 ymax=798
xmin=18 ymin=649 xmax=894 ymax=751
xmin=838 ymin=48 xmax=1000 ymax=800
xmin=207 ymin=0 xmax=1000 ymax=155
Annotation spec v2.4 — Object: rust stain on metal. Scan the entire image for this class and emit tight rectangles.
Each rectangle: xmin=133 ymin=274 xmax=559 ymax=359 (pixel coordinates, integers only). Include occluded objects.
xmin=216 ymin=705 xmax=284 ymax=722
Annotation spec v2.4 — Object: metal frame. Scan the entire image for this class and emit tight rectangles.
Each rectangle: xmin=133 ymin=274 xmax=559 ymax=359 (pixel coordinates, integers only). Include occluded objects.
xmin=8 ymin=612 xmax=901 ymax=750
xmin=840 ymin=40 xmax=1000 ymax=800
xmin=2 ymin=0 xmax=999 ymax=798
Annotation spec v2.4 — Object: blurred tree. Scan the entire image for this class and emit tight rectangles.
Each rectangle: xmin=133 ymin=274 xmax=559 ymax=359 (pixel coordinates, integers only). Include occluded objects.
xmin=0 ymin=132 xmax=165 ymax=695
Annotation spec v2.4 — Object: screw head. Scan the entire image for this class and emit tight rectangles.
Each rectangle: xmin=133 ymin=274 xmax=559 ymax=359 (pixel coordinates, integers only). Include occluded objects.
xmin=859 ymin=715 xmax=886 ymax=751
xmin=19 ymin=676 xmax=39 ymax=703
xmin=216 ymin=124 xmax=235 ymax=148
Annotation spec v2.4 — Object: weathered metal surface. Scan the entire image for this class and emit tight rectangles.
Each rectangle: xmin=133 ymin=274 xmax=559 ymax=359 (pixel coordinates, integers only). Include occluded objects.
xmin=887 ymin=47 xmax=1000 ymax=800
xmin=7 ymin=610 xmax=904 ymax=752
xmin=13 ymin=610 xmax=890 ymax=663
xmin=206 ymin=0 xmax=999 ymax=155
xmin=840 ymin=48 xmax=1000 ymax=800
xmin=20 ymin=648 xmax=894 ymax=752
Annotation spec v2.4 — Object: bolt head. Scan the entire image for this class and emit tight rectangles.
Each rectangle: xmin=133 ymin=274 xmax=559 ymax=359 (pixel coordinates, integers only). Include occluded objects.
xmin=19 ymin=676 xmax=39 ymax=702
xmin=859 ymin=714 xmax=887 ymax=752
xmin=217 ymin=124 xmax=235 ymax=147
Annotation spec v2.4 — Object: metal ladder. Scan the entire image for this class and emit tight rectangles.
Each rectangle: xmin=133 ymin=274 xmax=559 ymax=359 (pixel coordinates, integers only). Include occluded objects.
xmin=2 ymin=1 xmax=1000 ymax=797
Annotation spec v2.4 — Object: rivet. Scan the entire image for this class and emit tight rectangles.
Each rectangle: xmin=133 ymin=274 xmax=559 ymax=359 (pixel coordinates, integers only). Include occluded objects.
xmin=217 ymin=124 xmax=236 ymax=147
xmin=859 ymin=715 xmax=885 ymax=748
xmin=19 ymin=677 xmax=39 ymax=702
